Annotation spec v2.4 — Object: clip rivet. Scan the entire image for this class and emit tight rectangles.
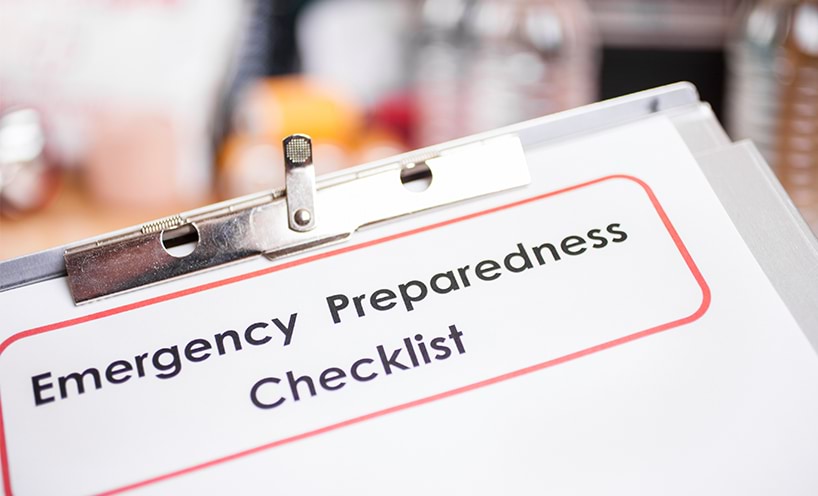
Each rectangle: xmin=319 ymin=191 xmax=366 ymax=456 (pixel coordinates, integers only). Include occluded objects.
xmin=294 ymin=208 xmax=312 ymax=226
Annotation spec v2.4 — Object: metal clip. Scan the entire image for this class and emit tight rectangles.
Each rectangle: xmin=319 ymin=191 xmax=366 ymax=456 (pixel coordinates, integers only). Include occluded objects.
xmin=60 ymin=134 xmax=529 ymax=304
xmin=283 ymin=134 xmax=316 ymax=232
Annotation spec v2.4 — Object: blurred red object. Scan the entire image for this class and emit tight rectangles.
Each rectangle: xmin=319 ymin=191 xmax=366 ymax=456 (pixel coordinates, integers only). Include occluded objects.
xmin=371 ymin=91 xmax=417 ymax=147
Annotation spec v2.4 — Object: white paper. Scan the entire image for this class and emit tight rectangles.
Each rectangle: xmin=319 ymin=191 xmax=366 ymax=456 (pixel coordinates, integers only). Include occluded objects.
xmin=1 ymin=117 xmax=817 ymax=495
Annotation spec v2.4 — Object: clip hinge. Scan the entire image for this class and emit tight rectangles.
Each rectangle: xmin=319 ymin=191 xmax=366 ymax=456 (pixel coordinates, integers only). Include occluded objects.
xmin=283 ymin=134 xmax=316 ymax=232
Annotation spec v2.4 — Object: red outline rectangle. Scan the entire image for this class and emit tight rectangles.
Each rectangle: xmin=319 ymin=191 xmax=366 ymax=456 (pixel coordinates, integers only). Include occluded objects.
xmin=0 ymin=175 xmax=710 ymax=495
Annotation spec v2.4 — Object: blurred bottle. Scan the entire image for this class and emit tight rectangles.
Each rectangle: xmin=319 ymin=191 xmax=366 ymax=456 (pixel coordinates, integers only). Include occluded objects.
xmin=411 ymin=0 xmax=599 ymax=146
xmin=298 ymin=0 xmax=412 ymax=109
xmin=727 ymin=0 xmax=818 ymax=232
xmin=464 ymin=0 xmax=599 ymax=136
xmin=412 ymin=0 xmax=474 ymax=147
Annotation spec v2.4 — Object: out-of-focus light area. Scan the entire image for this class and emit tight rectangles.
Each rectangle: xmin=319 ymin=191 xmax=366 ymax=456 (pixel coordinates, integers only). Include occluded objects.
xmin=0 ymin=0 xmax=816 ymax=260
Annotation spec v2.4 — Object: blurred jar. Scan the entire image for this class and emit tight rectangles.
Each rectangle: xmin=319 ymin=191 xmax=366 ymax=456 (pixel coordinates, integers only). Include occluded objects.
xmin=0 ymin=109 xmax=61 ymax=219
xmin=727 ymin=0 xmax=818 ymax=232
xmin=411 ymin=0 xmax=599 ymax=146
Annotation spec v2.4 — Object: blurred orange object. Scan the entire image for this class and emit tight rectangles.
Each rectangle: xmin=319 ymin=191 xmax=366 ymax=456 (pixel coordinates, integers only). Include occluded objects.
xmin=234 ymin=77 xmax=364 ymax=146
xmin=220 ymin=77 xmax=365 ymax=197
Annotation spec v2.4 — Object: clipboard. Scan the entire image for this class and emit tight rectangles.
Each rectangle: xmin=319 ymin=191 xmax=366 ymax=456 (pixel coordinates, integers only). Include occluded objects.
xmin=2 ymin=83 xmax=818 ymax=495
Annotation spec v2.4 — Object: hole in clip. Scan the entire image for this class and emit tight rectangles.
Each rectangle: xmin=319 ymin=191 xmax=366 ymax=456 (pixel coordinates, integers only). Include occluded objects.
xmin=161 ymin=223 xmax=199 ymax=258
xmin=400 ymin=161 xmax=433 ymax=192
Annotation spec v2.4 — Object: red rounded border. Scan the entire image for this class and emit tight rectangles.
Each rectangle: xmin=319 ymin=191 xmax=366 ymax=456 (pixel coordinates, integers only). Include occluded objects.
xmin=0 ymin=175 xmax=711 ymax=495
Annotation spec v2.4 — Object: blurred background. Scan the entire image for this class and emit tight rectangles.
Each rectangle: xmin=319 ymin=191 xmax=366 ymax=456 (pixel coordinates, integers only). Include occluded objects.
xmin=0 ymin=0 xmax=816 ymax=261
